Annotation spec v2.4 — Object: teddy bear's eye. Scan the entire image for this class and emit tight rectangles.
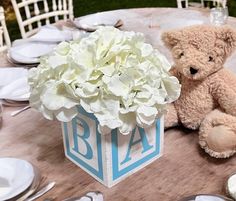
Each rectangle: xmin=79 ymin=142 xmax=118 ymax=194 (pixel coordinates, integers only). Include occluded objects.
xmin=208 ymin=56 xmax=214 ymax=62
xmin=179 ymin=52 xmax=184 ymax=58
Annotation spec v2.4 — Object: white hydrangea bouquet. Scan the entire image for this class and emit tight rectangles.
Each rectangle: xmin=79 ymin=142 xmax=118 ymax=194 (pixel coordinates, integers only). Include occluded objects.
xmin=28 ymin=27 xmax=180 ymax=135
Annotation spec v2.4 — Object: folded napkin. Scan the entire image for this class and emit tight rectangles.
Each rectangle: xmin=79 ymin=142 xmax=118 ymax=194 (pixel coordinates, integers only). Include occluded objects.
xmin=69 ymin=191 xmax=104 ymax=201
xmin=14 ymin=25 xmax=75 ymax=45
xmin=30 ymin=25 xmax=74 ymax=43
xmin=0 ymin=158 xmax=35 ymax=200
xmin=0 ymin=162 xmax=14 ymax=197
xmin=74 ymin=12 xmax=122 ymax=31
xmin=9 ymin=25 xmax=82 ymax=64
xmin=0 ymin=68 xmax=30 ymax=101
xmin=0 ymin=163 xmax=14 ymax=187
xmin=86 ymin=192 xmax=103 ymax=201
xmin=9 ymin=42 xmax=56 ymax=64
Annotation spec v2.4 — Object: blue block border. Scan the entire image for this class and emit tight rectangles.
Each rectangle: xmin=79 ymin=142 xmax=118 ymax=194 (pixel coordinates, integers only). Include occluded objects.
xmin=63 ymin=106 xmax=104 ymax=180
xmin=111 ymin=120 xmax=161 ymax=181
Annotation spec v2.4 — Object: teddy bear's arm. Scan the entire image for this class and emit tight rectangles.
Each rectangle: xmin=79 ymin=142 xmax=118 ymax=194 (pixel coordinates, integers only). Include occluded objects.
xmin=164 ymin=103 xmax=179 ymax=129
xmin=211 ymin=81 xmax=236 ymax=116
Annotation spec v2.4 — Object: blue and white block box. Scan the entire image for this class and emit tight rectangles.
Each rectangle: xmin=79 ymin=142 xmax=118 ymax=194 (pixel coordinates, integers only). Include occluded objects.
xmin=62 ymin=107 xmax=164 ymax=187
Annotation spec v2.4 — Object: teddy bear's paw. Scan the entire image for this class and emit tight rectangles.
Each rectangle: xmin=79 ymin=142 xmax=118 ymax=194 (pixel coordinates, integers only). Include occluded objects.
xmin=199 ymin=125 xmax=236 ymax=158
xmin=202 ymin=146 xmax=236 ymax=158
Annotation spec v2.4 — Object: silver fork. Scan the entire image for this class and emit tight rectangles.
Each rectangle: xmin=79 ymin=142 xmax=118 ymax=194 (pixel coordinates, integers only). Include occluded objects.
xmin=63 ymin=191 xmax=104 ymax=201
xmin=11 ymin=105 xmax=30 ymax=116
xmin=25 ymin=182 xmax=56 ymax=201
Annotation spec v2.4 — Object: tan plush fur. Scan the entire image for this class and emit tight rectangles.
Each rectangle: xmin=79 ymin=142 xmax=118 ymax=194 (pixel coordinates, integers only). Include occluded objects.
xmin=162 ymin=25 xmax=236 ymax=158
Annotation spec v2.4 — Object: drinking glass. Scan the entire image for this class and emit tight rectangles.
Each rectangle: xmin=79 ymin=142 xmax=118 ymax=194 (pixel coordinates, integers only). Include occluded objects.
xmin=0 ymin=102 xmax=2 ymax=125
xmin=210 ymin=7 xmax=229 ymax=26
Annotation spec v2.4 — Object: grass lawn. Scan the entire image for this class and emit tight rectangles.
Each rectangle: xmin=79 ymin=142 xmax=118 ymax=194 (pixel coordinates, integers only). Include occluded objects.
xmin=73 ymin=0 xmax=177 ymax=17
xmin=1 ymin=0 xmax=236 ymax=40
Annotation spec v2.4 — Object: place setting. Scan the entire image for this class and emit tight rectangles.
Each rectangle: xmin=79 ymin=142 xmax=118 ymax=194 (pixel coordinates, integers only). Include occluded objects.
xmin=6 ymin=14 xmax=123 ymax=69
xmin=7 ymin=25 xmax=79 ymax=68
xmin=0 ymin=14 xmax=124 ymax=118
xmin=0 ymin=157 xmax=55 ymax=201
xmin=73 ymin=11 xmax=123 ymax=32
xmin=0 ymin=22 xmax=81 ymax=111
xmin=0 ymin=157 xmax=105 ymax=201
xmin=0 ymin=67 xmax=30 ymax=115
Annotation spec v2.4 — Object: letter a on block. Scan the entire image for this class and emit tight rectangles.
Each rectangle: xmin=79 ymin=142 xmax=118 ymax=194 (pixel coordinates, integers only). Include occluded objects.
xmin=120 ymin=127 xmax=153 ymax=165
xmin=72 ymin=117 xmax=93 ymax=159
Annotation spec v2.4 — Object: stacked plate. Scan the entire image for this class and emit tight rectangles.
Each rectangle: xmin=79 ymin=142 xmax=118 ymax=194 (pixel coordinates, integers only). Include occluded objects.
xmin=8 ymin=17 xmax=123 ymax=67
xmin=0 ymin=158 xmax=40 ymax=201
xmin=8 ymin=25 xmax=77 ymax=67
xmin=73 ymin=11 xmax=123 ymax=32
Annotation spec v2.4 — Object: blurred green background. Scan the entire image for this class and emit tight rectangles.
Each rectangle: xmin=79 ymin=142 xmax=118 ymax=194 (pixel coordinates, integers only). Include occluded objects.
xmin=1 ymin=0 xmax=236 ymax=40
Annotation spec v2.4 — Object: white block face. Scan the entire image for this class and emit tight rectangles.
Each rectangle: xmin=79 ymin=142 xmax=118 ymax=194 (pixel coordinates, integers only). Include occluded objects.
xmin=111 ymin=122 xmax=162 ymax=182
xmin=62 ymin=107 xmax=163 ymax=187
xmin=62 ymin=107 xmax=104 ymax=181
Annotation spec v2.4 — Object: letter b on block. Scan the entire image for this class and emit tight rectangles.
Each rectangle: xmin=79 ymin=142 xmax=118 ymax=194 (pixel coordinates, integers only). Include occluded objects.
xmin=72 ymin=117 xmax=93 ymax=160
xmin=63 ymin=108 xmax=104 ymax=182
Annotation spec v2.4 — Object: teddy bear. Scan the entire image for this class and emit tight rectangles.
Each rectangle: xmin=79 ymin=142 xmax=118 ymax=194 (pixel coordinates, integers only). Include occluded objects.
xmin=162 ymin=25 xmax=236 ymax=158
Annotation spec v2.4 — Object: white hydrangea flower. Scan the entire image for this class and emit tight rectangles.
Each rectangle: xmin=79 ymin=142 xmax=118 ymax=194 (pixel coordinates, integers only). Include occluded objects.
xmin=29 ymin=26 xmax=181 ymax=134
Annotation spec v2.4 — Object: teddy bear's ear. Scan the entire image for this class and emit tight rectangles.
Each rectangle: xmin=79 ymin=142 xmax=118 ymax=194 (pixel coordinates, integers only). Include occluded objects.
xmin=215 ymin=26 xmax=236 ymax=56
xmin=162 ymin=31 xmax=180 ymax=49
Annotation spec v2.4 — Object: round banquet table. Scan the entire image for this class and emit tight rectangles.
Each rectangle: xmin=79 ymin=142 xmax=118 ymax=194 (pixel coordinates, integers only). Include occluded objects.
xmin=1 ymin=7 xmax=236 ymax=201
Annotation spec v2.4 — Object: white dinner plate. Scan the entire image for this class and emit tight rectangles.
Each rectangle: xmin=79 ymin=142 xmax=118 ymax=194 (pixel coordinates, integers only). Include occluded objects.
xmin=0 ymin=158 xmax=34 ymax=201
xmin=1 ymin=99 xmax=29 ymax=107
xmin=6 ymin=53 xmax=39 ymax=68
xmin=9 ymin=42 xmax=56 ymax=64
xmin=74 ymin=11 xmax=122 ymax=31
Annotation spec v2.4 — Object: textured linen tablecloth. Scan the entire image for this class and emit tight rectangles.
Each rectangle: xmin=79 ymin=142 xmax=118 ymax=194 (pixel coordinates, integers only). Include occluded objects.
xmin=0 ymin=8 xmax=236 ymax=201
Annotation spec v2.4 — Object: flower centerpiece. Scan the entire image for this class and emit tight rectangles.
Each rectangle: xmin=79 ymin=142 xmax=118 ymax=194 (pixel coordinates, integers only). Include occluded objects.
xmin=28 ymin=27 xmax=181 ymax=187
xmin=28 ymin=26 xmax=180 ymax=134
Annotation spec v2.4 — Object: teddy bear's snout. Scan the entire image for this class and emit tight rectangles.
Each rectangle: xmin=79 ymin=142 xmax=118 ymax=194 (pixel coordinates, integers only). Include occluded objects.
xmin=190 ymin=67 xmax=198 ymax=75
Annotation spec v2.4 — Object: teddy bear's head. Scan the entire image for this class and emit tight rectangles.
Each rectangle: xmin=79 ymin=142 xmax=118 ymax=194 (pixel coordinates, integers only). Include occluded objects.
xmin=162 ymin=25 xmax=236 ymax=80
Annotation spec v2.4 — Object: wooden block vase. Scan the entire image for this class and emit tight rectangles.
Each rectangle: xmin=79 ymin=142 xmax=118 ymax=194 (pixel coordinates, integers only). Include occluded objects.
xmin=62 ymin=106 xmax=164 ymax=187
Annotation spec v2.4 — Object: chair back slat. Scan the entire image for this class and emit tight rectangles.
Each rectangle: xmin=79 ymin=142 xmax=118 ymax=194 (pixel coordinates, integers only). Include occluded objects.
xmin=34 ymin=2 xmax=42 ymax=28
xmin=58 ymin=0 xmax=63 ymax=11
xmin=0 ymin=29 xmax=3 ymax=48
xmin=52 ymin=0 xmax=59 ymax=21
xmin=11 ymin=0 xmax=74 ymax=38
xmin=22 ymin=0 xmax=33 ymax=32
xmin=34 ymin=2 xmax=40 ymax=16
xmin=43 ymin=0 xmax=50 ymax=25
xmin=177 ymin=0 xmax=227 ymax=8
xmin=63 ymin=0 xmax=67 ymax=20
xmin=0 ymin=7 xmax=11 ymax=52
xmin=68 ymin=0 xmax=73 ymax=19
